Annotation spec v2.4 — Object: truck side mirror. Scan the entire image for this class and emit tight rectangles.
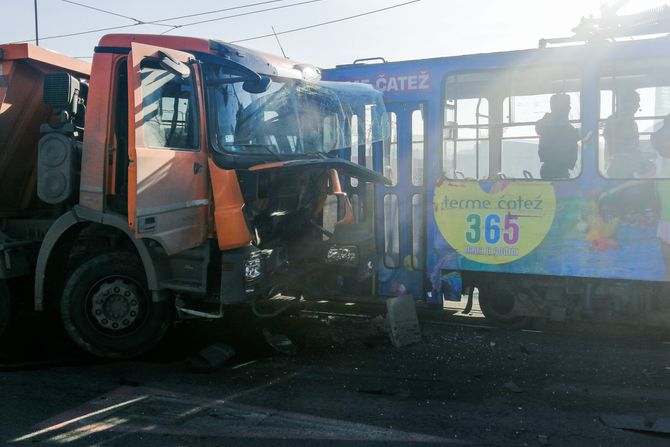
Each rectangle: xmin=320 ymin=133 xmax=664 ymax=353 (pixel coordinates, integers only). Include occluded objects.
xmin=243 ymin=75 xmax=272 ymax=94
xmin=159 ymin=52 xmax=191 ymax=79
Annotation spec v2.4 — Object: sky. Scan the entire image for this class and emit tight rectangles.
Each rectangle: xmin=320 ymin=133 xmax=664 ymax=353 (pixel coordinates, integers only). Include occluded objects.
xmin=0 ymin=0 xmax=668 ymax=67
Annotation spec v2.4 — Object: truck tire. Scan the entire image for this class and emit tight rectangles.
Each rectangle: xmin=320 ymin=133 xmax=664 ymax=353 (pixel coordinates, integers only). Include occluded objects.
xmin=0 ymin=281 xmax=11 ymax=338
xmin=61 ymin=252 xmax=173 ymax=359
xmin=477 ymin=283 xmax=530 ymax=329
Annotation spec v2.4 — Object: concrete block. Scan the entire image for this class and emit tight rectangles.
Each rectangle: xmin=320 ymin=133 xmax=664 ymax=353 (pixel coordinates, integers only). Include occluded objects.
xmin=386 ymin=295 xmax=421 ymax=348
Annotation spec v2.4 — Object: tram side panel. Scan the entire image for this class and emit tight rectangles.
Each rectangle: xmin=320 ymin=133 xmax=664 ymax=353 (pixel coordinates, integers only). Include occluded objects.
xmin=325 ymin=43 xmax=670 ymax=326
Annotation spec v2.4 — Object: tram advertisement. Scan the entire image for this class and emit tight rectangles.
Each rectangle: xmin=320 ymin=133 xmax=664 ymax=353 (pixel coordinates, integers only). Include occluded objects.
xmin=430 ymin=176 xmax=668 ymax=283
xmin=433 ymin=181 xmax=557 ymax=264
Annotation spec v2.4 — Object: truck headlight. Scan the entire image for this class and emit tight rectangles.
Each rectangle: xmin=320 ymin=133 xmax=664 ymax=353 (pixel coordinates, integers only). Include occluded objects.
xmin=244 ymin=255 xmax=263 ymax=281
xmin=325 ymin=245 xmax=359 ymax=266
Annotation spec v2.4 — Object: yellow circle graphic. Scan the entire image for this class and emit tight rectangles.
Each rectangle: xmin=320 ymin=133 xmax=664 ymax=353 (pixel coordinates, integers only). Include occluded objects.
xmin=433 ymin=181 xmax=556 ymax=265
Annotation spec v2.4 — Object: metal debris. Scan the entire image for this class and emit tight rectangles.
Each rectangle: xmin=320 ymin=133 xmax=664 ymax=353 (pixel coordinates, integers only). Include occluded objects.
xmin=263 ymin=329 xmax=297 ymax=356
xmin=187 ymin=343 xmax=236 ymax=372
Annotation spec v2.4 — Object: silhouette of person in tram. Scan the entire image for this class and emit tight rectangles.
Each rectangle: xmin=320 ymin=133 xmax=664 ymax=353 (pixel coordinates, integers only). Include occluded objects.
xmin=603 ymin=89 xmax=641 ymax=178
xmin=535 ymin=93 xmax=579 ymax=179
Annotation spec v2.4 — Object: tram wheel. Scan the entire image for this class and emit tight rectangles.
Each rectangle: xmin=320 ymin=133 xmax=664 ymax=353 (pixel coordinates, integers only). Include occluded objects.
xmin=477 ymin=283 xmax=531 ymax=329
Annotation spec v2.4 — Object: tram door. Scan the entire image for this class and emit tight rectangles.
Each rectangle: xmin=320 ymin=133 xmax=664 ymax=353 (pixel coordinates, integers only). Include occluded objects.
xmin=375 ymin=102 xmax=426 ymax=299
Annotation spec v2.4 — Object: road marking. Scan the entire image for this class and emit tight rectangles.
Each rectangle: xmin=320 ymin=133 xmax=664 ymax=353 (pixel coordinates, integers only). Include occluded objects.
xmin=10 ymin=383 xmax=464 ymax=444
xmin=9 ymin=394 xmax=149 ymax=443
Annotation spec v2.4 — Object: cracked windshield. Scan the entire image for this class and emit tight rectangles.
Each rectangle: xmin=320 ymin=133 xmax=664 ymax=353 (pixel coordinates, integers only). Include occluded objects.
xmin=206 ymin=64 xmax=389 ymax=156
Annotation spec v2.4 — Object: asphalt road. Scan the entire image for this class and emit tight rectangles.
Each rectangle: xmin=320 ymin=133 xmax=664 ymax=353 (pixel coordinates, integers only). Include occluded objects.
xmin=1 ymin=300 xmax=669 ymax=446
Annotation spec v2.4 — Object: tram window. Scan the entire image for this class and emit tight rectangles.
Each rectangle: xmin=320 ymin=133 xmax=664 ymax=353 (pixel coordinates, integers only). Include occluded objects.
xmin=598 ymin=77 xmax=670 ymax=179
xmin=501 ymin=92 xmax=581 ymax=179
xmin=365 ymin=105 xmax=374 ymax=171
xmin=412 ymin=108 xmax=425 ymax=186
xmin=384 ymin=112 xmax=398 ymax=186
xmin=383 ymin=194 xmax=400 ymax=268
xmin=350 ymin=114 xmax=359 ymax=187
xmin=411 ymin=194 xmax=424 ymax=270
xmin=442 ymin=97 xmax=490 ymax=179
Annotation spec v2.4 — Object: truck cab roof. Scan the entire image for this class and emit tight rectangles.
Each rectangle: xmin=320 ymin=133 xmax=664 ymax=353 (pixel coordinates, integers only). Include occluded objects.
xmin=96 ymin=34 xmax=311 ymax=80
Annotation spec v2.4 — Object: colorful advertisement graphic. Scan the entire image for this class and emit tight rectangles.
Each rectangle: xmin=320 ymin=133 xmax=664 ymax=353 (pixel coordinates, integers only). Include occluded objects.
xmin=433 ymin=181 xmax=557 ymax=264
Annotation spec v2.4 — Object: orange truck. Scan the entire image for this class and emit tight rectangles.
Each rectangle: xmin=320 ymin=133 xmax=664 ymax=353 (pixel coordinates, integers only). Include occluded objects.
xmin=0 ymin=34 xmax=389 ymax=358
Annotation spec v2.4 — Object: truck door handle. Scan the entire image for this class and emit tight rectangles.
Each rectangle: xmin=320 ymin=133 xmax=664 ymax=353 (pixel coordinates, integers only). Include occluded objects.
xmin=193 ymin=162 xmax=203 ymax=174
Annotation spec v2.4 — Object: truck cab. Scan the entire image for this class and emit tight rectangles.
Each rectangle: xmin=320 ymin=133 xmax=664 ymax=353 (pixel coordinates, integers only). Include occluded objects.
xmin=0 ymin=35 xmax=389 ymax=358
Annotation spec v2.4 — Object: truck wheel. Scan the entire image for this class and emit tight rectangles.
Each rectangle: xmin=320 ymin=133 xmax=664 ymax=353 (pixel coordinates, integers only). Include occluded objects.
xmin=0 ymin=281 xmax=11 ymax=338
xmin=61 ymin=252 xmax=173 ymax=359
xmin=477 ymin=283 xmax=530 ymax=329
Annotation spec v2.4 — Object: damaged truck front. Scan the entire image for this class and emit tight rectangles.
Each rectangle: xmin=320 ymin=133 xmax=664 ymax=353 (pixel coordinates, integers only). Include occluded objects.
xmin=0 ymin=35 xmax=389 ymax=358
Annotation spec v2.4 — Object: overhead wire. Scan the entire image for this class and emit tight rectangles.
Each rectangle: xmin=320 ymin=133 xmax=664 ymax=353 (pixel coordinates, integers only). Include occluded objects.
xmin=14 ymin=0 xmax=422 ymax=50
xmin=231 ymin=0 xmax=422 ymax=43
xmin=151 ymin=0 xmax=289 ymax=23
xmin=13 ymin=23 xmax=141 ymax=43
xmin=61 ymin=0 xmax=148 ymax=24
xmin=62 ymin=0 xmax=296 ymax=26
xmin=11 ymin=0 xmax=297 ymax=43
xmin=160 ymin=0 xmax=326 ymax=34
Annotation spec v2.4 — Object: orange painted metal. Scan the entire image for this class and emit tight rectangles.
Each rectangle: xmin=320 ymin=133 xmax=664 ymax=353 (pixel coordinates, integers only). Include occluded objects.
xmin=329 ymin=169 xmax=343 ymax=193
xmin=0 ymin=43 xmax=90 ymax=76
xmin=329 ymin=169 xmax=355 ymax=225
xmin=0 ymin=44 xmax=90 ymax=214
xmin=79 ymin=52 xmax=118 ymax=212
xmin=125 ymin=42 xmax=209 ymax=255
xmin=248 ymin=161 xmax=287 ymax=171
xmin=208 ymin=159 xmax=252 ymax=250
xmin=97 ymin=34 xmax=304 ymax=79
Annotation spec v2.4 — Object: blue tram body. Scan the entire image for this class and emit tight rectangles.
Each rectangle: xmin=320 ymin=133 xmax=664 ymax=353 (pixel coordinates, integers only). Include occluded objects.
xmin=324 ymin=37 xmax=670 ymax=325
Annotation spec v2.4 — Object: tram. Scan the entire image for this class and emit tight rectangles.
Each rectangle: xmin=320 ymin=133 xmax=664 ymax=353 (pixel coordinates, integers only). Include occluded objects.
xmin=323 ymin=6 xmax=670 ymax=327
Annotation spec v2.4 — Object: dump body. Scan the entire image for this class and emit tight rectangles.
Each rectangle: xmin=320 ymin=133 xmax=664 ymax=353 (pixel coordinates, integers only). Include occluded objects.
xmin=0 ymin=44 xmax=89 ymax=214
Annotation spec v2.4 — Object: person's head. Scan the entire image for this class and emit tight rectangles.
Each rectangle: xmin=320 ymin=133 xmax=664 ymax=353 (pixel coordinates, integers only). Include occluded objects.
xmin=617 ymin=89 xmax=640 ymax=117
xmin=550 ymin=93 xmax=571 ymax=117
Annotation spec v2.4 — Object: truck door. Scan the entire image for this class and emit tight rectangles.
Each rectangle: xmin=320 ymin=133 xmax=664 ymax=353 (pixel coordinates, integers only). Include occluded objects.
xmin=127 ymin=43 xmax=208 ymax=255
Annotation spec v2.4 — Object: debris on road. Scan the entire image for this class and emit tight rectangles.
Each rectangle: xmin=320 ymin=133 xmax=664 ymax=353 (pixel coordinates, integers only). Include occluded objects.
xmin=386 ymin=295 xmax=421 ymax=348
xmin=263 ymin=329 xmax=297 ymax=356
xmin=187 ymin=343 xmax=236 ymax=372
xmin=537 ymin=434 xmax=549 ymax=446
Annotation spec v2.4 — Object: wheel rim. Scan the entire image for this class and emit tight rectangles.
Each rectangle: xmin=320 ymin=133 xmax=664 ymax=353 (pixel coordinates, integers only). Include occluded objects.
xmin=86 ymin=276 xmax=147 ymax=335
